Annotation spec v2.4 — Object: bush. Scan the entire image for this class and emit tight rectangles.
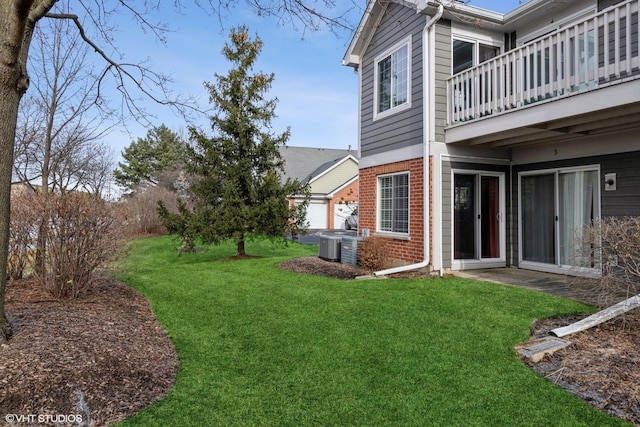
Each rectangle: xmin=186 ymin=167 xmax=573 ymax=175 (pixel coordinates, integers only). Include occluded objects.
xmin=8 ymin=191 xmax=39 ymax=280
xmin=572 ymin=216 xmax=640 ymax=306
xmin=9 ymin=191 xmax=125 ymax=298
xmin=120 ymin=185 xmax=179 ymax=236
xmin=357 ymin=236 xmax=389 ymax=271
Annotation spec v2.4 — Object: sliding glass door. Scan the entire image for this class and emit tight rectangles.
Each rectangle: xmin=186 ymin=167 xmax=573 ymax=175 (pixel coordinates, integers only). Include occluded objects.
xmin=521 ymin=174 xmax=555 ymax=264
xmin=453 ymin=172 xmax=505 ymax=269
xmin=559 ymin=170 xmax=600 ymax=268
xmin=520 ymin=167 xmax=600 ymax=274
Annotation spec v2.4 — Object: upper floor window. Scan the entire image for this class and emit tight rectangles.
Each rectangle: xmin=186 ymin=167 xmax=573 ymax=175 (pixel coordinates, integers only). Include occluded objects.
xmin=378 ymin=172 xmax=409 ymax=234
xmin=374 ymin=36 xmax=411 ymax=119
xmin=453 ymin=38 xmax=500 ymax=74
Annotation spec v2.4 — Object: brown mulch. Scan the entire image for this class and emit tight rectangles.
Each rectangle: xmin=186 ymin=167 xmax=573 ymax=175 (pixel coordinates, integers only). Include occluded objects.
xmin=526 ymin=313 xmax=640 ymax=426
xmin=0 ymin=278 xmax=178 ymax=426
xmin=278 ymin=256 xmax=372 ymax=280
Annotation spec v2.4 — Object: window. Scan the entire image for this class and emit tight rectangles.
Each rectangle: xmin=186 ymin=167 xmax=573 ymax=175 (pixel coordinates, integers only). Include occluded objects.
xmin=452 ymin=37 xmax=500 ymax=113
xmin=378 ymin=173 xmax=409 ymax=234
xmin=375 ymin=37 xmax=411 ymax=118
xmin=452 ymin=38 xmax=499 ymax=74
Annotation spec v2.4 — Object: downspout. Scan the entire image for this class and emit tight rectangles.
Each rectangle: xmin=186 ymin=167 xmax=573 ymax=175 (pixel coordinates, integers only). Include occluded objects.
xmin=374 ymin=3 xmax=444 ymax=277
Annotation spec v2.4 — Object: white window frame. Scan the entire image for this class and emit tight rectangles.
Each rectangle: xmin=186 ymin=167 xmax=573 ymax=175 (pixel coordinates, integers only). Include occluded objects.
xmin=373 ymin=35 xmax=412 ymax=121
xmin=452 ymin=34 xmax=502 ymax=75
xmin=376 ymin=171 xmax=410 ymax=236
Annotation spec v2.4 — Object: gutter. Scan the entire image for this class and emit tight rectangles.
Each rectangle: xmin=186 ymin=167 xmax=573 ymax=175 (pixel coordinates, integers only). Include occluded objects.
xmin=374 ymin=3 xmax=444 ymax=277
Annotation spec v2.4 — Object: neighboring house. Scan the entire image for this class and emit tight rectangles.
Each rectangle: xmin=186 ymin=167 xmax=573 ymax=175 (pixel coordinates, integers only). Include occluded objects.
xmin=281 ymin=146 xmax=359 ymax=229
xmin=343 ymin=0 xmax=640 ymax=276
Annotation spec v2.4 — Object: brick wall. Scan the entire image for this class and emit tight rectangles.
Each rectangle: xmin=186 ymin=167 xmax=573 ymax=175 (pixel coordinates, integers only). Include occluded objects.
xmin=359 ymin=157 xmax=428 ymax=265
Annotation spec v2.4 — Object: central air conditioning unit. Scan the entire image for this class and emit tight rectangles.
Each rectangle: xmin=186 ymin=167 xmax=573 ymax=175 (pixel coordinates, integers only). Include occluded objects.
xmin=341 ymin=236 xmax=362 ymax=266
xmin=319 ymin=236 xmax=341 ymax=262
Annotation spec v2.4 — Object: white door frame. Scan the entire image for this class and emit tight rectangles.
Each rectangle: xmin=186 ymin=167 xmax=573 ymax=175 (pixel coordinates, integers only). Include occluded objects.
xmin=518 ymin=165 xmax=601 ymax=277
xmin=451 ymin=169 xmax=507 ymax=270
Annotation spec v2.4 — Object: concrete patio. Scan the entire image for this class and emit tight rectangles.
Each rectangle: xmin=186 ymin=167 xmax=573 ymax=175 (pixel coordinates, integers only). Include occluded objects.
xmin=453 ymin=268 xmax=629 ymax=308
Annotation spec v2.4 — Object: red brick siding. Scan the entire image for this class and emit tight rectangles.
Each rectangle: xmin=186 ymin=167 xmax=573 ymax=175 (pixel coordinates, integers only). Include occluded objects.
xmin=359 ymin=157 xmax=429 ymax=264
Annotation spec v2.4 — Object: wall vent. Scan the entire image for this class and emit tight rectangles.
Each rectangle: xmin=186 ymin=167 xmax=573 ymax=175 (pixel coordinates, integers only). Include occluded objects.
xmin=341 ymin=237 xmax=362 ymax=266
xmin=319 ymin=236 xmax=341 ymax=262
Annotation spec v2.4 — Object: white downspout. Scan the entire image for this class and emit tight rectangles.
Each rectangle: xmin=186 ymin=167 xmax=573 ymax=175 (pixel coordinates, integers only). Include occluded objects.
xmin=374 ymin=3 xmax=444 ymax=277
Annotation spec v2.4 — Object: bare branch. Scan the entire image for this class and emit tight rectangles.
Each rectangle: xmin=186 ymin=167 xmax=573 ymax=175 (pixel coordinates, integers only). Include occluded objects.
xmin=44 ymin=12 xmax=200 ymax=126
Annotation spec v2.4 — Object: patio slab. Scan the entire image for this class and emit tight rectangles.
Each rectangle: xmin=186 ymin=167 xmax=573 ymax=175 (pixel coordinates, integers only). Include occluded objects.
xmin=453 ymin=268 xmax=627 ymax=308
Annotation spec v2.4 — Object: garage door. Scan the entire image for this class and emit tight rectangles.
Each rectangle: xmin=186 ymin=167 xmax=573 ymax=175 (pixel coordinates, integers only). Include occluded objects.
xmin=306 ymin=202 xmax=328 ymax=229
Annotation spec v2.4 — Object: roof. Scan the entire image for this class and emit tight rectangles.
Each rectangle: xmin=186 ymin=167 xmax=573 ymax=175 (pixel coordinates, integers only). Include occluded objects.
xmin=280 ymin=146 xmax=358 ymax=183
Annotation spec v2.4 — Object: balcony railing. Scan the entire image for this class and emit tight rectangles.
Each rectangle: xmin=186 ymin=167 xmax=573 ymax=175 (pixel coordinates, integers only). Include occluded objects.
xmin=446 ymin=0 xmax=640 ymax=126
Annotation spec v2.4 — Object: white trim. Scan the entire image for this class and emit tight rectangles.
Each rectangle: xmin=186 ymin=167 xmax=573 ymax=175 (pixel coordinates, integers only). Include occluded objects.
xmin=518 ymin=164 xmax=602 ymax=277
xmin=450 ymin=169 xmax=507 ymax=271
xmin=451 ymin=26 xmax=504 ymax=48
xmin=359 ymin=144 xmax=423 ymax=169
xmin=373 ymin=231 xmax=411 ymax=241
xmin=373 ymin=35 xmax=413 ymax=121
xmin=445 ymin=78 xmax=640 ymax=143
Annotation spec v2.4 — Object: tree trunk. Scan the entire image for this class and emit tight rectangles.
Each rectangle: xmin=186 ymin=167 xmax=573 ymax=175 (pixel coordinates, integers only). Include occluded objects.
xmin=237 ymin=235 xmax=246 ymax=257
xmin=0 ymin=2 xmax=36 ymax=343
xmin=0 ymin=81 xmax=22 ymax=343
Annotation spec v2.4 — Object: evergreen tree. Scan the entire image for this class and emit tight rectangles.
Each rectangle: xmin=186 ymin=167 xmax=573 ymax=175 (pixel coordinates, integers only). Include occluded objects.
xmin=114 ymin=124 xmax=186 ymax=191
xmin=159 ymin=26 xmax=309 ymax=256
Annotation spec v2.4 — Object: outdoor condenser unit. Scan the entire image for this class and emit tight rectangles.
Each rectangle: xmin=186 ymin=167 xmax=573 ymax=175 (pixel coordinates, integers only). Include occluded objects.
xmin=319 ymin=236 xmax=341 ymax=262
xmin=341 ymin=236 xmax=362 ymax=266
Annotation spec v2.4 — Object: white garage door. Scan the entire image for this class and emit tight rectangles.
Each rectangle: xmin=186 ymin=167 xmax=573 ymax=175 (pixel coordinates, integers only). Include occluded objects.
xmin=306 ymin=201 xmax=328 ymax=229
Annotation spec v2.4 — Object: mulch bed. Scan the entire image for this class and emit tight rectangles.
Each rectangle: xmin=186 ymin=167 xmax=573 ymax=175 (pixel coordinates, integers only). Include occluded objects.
xmin=0 ymin=278 xmax=178 ymax=426
xmin=526 ymin=314 xmax=640 ymax=426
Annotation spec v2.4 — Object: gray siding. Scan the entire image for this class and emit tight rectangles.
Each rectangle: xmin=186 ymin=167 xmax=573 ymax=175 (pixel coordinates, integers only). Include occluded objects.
xmin=434 ymin=20 xmax=451 ymax=143
xmin=360 ymin=3 xmax=425 ymax=158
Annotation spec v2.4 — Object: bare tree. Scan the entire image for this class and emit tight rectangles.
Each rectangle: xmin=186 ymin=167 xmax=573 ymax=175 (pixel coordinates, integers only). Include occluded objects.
xmin=12 ymin=15 xmax=113 ymax=193
xmin=0 ymin=0 xmax=362 ymax=343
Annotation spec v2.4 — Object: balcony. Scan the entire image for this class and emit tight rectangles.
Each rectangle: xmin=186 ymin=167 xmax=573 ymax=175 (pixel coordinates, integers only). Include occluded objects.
xmin=445 ymin=0 xmax=640 ymax=148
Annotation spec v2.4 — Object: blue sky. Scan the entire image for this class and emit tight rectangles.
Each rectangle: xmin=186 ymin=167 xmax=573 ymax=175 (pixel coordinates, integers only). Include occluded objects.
xmin=105 ymin=1 xmax=525 ymax=159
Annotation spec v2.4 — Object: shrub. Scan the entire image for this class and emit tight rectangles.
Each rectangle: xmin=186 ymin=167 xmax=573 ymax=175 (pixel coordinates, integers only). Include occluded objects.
xmin=571 ymin=216 xmax=640 ymax=306
xmin=8 ymin=191 xmax=39 ymax=280
xmin=358 ymin=236 xmax=389 ymax=272
xmin=120 ymin=185 xmax=179 ymax=236
xmin=36 ymin=192 xmax=124 ymax=298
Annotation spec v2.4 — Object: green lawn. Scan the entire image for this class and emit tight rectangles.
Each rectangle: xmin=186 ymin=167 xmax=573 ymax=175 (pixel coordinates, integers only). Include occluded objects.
xmin=115 ymin=235 xmax=629 ymax=426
